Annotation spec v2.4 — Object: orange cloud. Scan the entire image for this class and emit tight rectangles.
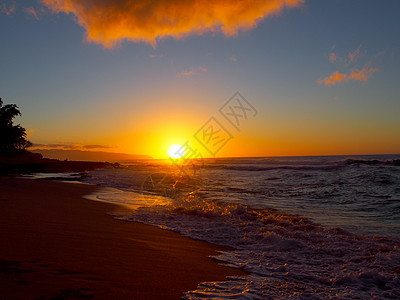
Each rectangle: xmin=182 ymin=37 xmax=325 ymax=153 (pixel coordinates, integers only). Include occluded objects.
xmin=24 ymin=7 xmax=39 ymax=20
xmin=230 ymin=55 xmax=238 ymax=62
xmin=329 ymin=53 xmax=337 ymax=62
xmin=178 ymin=66 xmax=208 ymax=77
xmin=178 ymin=68 xmax=197 ymax=77
xmin=348 ymin=45 xmax=362 ymax=63
xmin=317 ymin=65 xmax=378 ymax=87
xmin=0 ymin=3 xmax=15 ymax=15
xmin=40 ymin=0 xmax=305 ymax=48
xmin=199 ymin=66 xmax=208 ymax=73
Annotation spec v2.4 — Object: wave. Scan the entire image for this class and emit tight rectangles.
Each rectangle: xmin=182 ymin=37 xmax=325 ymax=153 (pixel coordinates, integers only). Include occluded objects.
xmin=201 ymin=157 xmax=400 ymax=173
xmin=345 ymin=159 xmax=400 ymax=166
xmin=113 ymin=193 xmax=400 ymax=299
xmin=217 ymin=165 xmax=345 ymax=172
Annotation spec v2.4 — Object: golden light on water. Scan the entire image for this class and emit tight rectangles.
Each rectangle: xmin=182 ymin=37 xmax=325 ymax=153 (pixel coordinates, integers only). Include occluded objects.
xmin=167 ymin=144 xmax=184 ymax=159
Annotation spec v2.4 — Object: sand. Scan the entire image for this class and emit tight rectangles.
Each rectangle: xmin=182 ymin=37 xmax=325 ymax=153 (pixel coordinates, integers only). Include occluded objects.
xmin=0 ymin=177 xmax=245 ymax=299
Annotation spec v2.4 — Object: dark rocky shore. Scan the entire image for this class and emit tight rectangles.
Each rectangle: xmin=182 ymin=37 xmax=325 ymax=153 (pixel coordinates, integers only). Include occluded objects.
xmin=0 ymin=151 xmax=119 ymax=174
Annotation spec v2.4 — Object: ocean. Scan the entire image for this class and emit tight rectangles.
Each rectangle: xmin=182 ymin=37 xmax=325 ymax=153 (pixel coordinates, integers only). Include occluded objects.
xmin=48 ymin=155 xmax=400 ymax=298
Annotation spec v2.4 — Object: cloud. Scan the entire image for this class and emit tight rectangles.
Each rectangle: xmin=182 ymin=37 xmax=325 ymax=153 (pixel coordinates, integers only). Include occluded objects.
xmin=199 ymin=66 xmax=207 ymax=73
xmin=374 ymin=50 xmax=386 ymax=58
xmin=40 ymin=0 xmax=305 ymax=48
xmin=0 ymin=3 xmax=15 ymax=15
xmin=230 ymin=55 xmax=238 ymax=62
xmin=24 ymin=7 xmax=39 ymax=20
xmin=82 ymin=144 xmax=113 ymax=150
xmin=348 ymin=45 xmax=362 ymax=63
xmin=31 ymin=143 xmax=114 ymax=150
xmin=317 ymin=65 xmax=378 ymax=87
xmin=178 ymin=68 xmax=197 ymax=77
xmin=178 ymin=66 xmax=208 ymax=77
xmin=326 ymin=45 xmax=364 ymax=65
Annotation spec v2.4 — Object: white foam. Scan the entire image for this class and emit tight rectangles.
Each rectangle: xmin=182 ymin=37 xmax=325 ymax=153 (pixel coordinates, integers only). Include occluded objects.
xmin=110 ymin=193 xmax=400 ymax=299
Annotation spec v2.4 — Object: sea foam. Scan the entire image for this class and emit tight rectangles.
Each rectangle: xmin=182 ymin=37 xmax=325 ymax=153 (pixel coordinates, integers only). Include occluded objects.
xmin=109 ymin=193 xmax=400 ymax=299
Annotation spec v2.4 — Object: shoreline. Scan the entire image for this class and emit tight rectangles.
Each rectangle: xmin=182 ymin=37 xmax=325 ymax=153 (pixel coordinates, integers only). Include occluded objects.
xmin=0 ymin=176 xmax=246 ymax=299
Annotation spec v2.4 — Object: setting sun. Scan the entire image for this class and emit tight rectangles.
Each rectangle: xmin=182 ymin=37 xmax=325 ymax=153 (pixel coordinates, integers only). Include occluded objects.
xmin=167 ymin=144 xmax=184 ymax=159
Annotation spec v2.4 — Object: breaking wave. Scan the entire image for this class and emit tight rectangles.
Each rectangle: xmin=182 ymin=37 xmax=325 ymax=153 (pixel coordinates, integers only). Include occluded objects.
xmin=111 ymin=193 xmax=400 ymax=299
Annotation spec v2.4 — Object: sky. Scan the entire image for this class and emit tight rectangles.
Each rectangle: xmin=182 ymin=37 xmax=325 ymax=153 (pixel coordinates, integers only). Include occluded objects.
xmin=1 ymin=0 xmax=399 ymax=158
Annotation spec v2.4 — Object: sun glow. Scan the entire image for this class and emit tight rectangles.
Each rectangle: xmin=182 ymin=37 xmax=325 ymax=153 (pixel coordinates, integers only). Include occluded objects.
xmin=167 ymin=144 xmax=184 ymax=159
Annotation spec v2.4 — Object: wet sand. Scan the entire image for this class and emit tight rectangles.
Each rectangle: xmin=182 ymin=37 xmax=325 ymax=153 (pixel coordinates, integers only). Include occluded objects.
xmin=0 ymin=177 xmax=245 ymax=299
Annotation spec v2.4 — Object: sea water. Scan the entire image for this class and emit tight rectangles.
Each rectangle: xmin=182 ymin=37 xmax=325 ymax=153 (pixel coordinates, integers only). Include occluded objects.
xmin=82 ymin=155 xmax=400 ymax=299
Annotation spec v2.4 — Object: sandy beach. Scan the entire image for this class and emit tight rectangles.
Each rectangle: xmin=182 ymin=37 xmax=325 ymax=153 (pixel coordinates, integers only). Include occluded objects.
xmin=0 ymin=177 xmax=245 ymax=299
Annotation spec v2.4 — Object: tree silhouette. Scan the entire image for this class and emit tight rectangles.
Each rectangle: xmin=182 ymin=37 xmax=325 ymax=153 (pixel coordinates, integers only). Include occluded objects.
xmin=0 ymin=98 xmax=32 ymax=154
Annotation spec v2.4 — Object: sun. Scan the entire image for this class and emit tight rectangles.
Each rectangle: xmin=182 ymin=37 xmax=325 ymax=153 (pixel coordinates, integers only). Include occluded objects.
xmin=168 ymin=144 xmax=184 ymax=159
